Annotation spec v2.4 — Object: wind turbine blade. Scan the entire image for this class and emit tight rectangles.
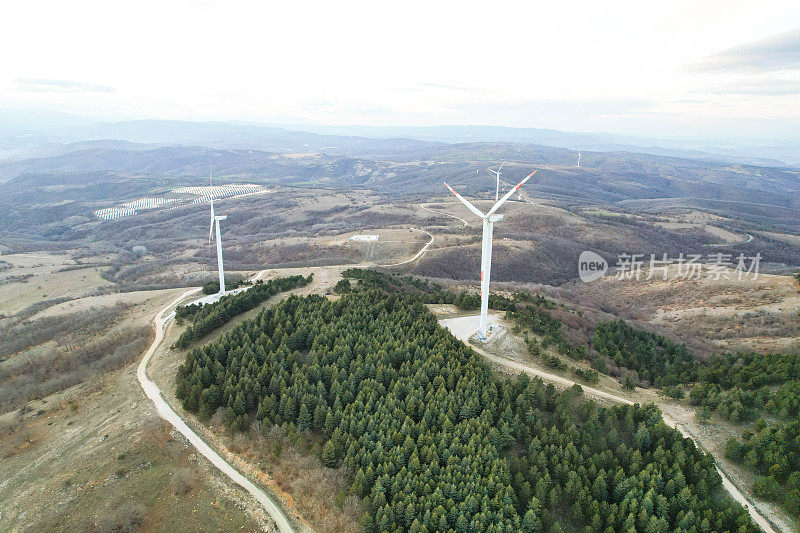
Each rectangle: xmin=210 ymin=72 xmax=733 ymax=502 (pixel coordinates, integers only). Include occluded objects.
xmin=498 ymin=162 xmax=504 ymax=171
xmin=444 ymin=182 xmax=485 ymax=218
xmin=487 ymin=169 xmax=537 ymax=216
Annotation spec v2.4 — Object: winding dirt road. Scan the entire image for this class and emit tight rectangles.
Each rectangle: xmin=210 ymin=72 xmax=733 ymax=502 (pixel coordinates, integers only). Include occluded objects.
xmin=137 ymin=287 xmax=295 ymax=533
xmin=419 ymin=203 xmax=469 ymax=226
xmin=133 ymin=236 xmax=432 ymax=532
xmin=380 ymin=230 xmax=435 ymax=267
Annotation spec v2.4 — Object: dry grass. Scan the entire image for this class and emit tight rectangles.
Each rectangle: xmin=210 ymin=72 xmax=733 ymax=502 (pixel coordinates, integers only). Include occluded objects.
xmin=756 ymin=230 xmax=800 ymax=246
xmin=657 ymin=222 xmax=744 ymax=243
xmin=0 ymin=263 xmax=113 ymax=316
xmin=0 ymin=360 xmax=269 ymax=533
xmin=0 ymin=302 xmax=152 ymax=414
xmin=571 ymin=265 xmax=800 ymax=355
xmin=226 ymin=424 xmax=361 ymax=532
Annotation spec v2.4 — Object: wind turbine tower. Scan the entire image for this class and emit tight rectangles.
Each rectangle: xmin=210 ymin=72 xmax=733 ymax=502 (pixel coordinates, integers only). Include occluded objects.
xmin=488 ymin=162 xmax=505 ymax=201
xmin=444 ymin=169 xmax=537 ymax=339
xmin=576 ymin=150 xmax=582 ymax=168
xmin=208 ymin=171 xmax=227 ymax=294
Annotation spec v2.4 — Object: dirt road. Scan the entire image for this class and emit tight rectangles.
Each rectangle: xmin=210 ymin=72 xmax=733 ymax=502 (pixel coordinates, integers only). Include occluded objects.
xmin=419 ymin=203 xmax=469 ymax=226
xmin=440 ymin=316 xmax=780 ymax=533
xmin=137 ymin=286 xmax=295 ymax=533
xmin=380 ymin=230 xmax=434 ymax=267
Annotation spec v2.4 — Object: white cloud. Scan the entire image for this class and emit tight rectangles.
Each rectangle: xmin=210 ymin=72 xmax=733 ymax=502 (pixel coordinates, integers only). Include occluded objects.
xmin=1 ymin=0 xmax=799 ymax=139
xmin=690 ymin=28 xmax=800 ymax=73
xmin=705 ymin=78 xmax=800 ymax=95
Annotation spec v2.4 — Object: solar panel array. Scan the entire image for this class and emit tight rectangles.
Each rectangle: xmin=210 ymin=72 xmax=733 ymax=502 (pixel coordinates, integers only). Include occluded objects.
xmin=94 ymin=184 xmax=264 ymax=220
xmin=96 ymin=206 xmax=138 ymax=220
xmin=173 ymin=184 xmax=262 ymax=204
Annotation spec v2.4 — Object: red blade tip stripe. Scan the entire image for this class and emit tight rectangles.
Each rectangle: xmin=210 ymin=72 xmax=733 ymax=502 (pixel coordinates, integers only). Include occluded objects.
xmin=515 ymin=169 xmax=538 ymax=190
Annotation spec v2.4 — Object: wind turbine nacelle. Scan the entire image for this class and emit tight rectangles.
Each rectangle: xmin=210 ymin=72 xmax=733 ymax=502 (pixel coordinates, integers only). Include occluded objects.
xmin=488 ymin=214 xmax=504 ymax=222
xmin=215 ymin=215 xmax=228 ymax=221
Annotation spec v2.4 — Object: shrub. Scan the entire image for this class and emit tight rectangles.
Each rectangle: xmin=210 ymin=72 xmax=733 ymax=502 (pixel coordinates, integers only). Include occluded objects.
xmin=752 ymin=476 xmax=783 ymax=501
xmin=333 ymin=279 xmax=351 ymax=294
xmin=725 ymin=437 xmax=744 ymax=462
xmin=662 ymin=385 xmax=685 ymax=400
xmin=97 ymin=502 xmax=145 ymax=533
xmin=171 ymin=467 xmax=196 ymax=495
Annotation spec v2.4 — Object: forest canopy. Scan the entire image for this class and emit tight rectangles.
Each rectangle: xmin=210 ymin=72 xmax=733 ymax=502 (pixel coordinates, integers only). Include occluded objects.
xmin=173 ymin=274 xmax=312 ymax=348
xmin=176 ymin=287 xmax=757 ymax=532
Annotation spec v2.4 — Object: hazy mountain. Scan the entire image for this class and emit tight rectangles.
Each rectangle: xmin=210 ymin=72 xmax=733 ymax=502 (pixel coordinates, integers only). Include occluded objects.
xmin=2 ymin=110 xmax=798 ymax=167
xmin=2 ymin=118 xmax=445 ymax=159
xmin=0 ymin=109 xmax=102 ymax=134
xmin=275 ymin=124 xmax=800 ymax=167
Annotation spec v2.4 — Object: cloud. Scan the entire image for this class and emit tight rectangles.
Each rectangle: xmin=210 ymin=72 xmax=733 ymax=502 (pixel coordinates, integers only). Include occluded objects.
xmin=414 ymin=82 xmax=477 ymax=92
xmin=690 ymin=28 xmax=800 ymax=73
xmin=15 ymin=78 xmax=115 ymax=93
xmin=707 ymin=78 xmax=800 ymax=96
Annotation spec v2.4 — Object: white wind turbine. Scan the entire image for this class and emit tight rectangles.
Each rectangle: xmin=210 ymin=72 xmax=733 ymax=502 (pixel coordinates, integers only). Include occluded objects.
xmin=444 ymin=169 xmax=537 ymax=339
xmin=488 ymin=162 xmax=505 ymax=201
xmin=576 ymin=150 xmax=582 ymax=168
xmin=208 ymin=171 xmax=227 ymax=294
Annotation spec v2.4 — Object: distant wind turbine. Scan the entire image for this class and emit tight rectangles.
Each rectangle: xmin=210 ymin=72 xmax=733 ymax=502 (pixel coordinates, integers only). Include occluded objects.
xmin=488 ymin=162 xmax=505 ymax=201
xmin=444 ymin=169 xmax=537 ymax=339
xmin=208 ymin=170 xmax=227 ymax=294
xmin=576 ymin=150 xmax=582 ymax=168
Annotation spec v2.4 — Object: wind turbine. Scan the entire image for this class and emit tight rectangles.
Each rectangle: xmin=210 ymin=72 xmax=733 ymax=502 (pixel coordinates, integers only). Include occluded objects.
xmin=488 ymin=162 xmax=505 ymax=201
xmin=576 ymin=150 xmax=582 ymax=168
xmin=208 ymin=170 xmax=227 ymax=294
xmin=444 ymin=169 xmax=537 ymax=339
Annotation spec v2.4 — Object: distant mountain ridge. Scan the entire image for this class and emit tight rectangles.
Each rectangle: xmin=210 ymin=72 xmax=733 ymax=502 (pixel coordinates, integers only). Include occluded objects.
xmin=1 ymin=110 xmax=798 ymax=167
xmin=272 ymin=123 xmax=800 ymax=167
xmin=1 ymin=118 xmax=446 ymax=161
xmin=2 ymin=142 xmax=799 ymax=227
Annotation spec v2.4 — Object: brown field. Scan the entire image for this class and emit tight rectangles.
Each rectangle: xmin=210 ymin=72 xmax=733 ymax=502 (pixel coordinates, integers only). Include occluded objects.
xmin=0 ymin=288 xmax=270 ymax=532
xmin=756 ymin=230 xmax=800 ymax=246
xmin=0 ymin=252 xmax=114 ymax=316
xmin=657 ymin=222 xmax=745 ymax=243
xmin=0 ymin=252 xmax=76 ymax=277
xmin=569 ymin=264 xmax=800 ymax=355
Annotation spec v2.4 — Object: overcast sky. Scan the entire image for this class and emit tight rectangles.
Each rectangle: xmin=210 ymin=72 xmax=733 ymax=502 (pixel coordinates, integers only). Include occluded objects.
xmin=2 ymin=0 xmax=800 ymax=139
